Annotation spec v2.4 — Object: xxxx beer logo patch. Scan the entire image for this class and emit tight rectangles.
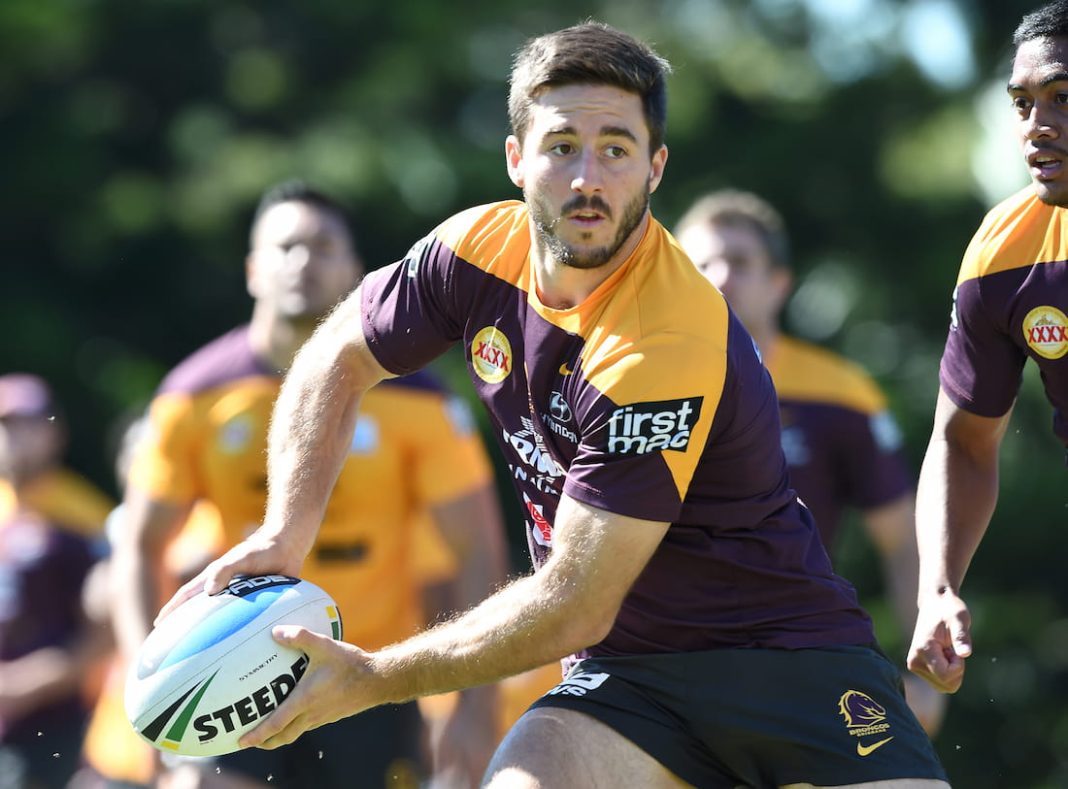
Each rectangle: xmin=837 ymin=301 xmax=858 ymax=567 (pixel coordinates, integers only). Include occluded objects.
xmin=1023 ymin=305 xmax=1068 ymax=360
xmin=471 ymin=326 xmax=513 ymax=384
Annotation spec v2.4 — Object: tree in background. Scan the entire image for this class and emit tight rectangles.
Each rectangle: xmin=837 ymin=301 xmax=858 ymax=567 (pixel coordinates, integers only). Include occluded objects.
xmin=1 ymin=2 xmax=1064 ymax=785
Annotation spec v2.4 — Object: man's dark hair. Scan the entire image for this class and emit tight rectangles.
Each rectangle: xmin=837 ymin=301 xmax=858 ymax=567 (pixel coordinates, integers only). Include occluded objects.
xmin=1013 ymin=0 xmax=1068 ymax=47
xmin=508 ymin=21 xmax=672 ymax=154
xmin=674 ymin=190 xmax=791 ymax=270
xmin=250 ymin=180 xmax=355 ymax=247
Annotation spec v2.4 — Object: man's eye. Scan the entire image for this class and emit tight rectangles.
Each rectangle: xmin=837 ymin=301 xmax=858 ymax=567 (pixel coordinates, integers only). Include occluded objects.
xmin=1011 ymin=96 xmax=1032 ymax=112
xmin=549 ymin=142 xmax=574 ymax=155
xmin=604 ymin=145 xmax=627 ymax=159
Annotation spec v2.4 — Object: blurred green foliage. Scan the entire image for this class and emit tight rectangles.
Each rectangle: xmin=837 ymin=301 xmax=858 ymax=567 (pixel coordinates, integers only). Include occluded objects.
xmin=3 ymin=1 xmax=1066 ymax=784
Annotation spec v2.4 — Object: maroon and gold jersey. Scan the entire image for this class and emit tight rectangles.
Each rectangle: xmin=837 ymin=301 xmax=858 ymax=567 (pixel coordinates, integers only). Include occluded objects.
xmin=767 ymin=336 xmax=912 ymax=548
xmin=942 ymin=187 xmax=1068 ymax=441
xmin=127 ymin=325 xmax=492 ymax=650
xmin=362 ymin=201 xmax=874 ymax=657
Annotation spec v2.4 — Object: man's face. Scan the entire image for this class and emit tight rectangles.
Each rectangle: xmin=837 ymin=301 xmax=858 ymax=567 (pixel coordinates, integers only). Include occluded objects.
xmin=1010 ymin=36 xmax=1068 ymax=207
xmin=506 ymin=83 xmax=667 ymax=270
xmin=676 ymin=221 xmax=790 ymax=333
xmin=247 ymin=201 xmax=363 ymax=320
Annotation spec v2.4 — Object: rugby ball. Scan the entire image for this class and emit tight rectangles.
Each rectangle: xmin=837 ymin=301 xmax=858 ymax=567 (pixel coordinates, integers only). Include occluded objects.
xmin=125 ymin=574 xmax=343 ymax=757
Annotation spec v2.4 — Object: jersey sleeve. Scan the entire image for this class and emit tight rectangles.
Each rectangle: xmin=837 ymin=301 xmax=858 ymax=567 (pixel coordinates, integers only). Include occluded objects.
xmin=360 ymin=231 xmax=466 ymax=376
xmin=940 ymin=278 xmax=1026 ymax=419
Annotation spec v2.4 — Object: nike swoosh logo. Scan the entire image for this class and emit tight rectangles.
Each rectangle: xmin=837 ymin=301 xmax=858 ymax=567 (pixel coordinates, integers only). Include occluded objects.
xmin=559 ymin=363 xmax=574 ymax=376
xmin=856 ymin=736 xmax=894 ymax=757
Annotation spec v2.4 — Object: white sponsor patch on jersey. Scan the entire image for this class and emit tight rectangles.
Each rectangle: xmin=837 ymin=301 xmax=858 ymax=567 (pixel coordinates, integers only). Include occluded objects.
xmin=605 ymin=397 xmax=703 ymax=455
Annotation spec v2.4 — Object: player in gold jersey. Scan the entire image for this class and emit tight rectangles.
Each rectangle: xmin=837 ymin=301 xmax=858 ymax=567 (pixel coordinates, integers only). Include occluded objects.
xmin=674 ymin=189 xmax=946 ymax=737
xmin=109 ymin=182 xmax=508 ymax=789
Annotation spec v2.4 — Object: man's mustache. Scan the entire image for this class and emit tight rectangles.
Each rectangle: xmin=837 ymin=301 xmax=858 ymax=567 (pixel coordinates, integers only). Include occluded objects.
xmin=560 ymin=195 xmax=612 ymax=219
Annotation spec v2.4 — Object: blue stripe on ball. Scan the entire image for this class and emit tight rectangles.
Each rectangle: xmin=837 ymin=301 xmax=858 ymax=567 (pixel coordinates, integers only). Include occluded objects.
xmin=158 ymin=588 xmax=285 ymax=669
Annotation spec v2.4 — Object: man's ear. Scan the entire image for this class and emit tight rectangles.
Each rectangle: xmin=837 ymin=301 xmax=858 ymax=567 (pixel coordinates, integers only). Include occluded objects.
xmin=245 ymin=252 xmax=259 ymax=300
xmin=770 ymin=266 xmax=793 ymax=313
xmin=505 ymin=135 xmax=525 ymax=189
xmin=647 ymin=145 xmax=668 ymax=194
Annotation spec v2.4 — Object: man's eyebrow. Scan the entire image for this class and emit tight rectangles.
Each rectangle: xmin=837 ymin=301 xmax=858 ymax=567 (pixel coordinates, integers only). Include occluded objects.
xmin=1008 ymin=71 xmax=1068 ymax=92
xmin=600 ymin=125 xmax=638 ymax=143
xmin=543 ymin=124 xmax=639 ymax=143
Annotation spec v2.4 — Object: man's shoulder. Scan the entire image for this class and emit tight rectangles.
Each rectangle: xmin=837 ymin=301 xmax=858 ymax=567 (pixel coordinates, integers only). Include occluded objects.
xmin=22 ymin=468 xmax=114 ymax=536
xmin=770 ymin=336 xmax=887 ymax=415
xmin=957 ymin=186 xmax=1066 ymax=285
xmin=430 ymin=200 xmax=530 ymax=280
xmin=157 ymin=325 xmax=275 ymax=398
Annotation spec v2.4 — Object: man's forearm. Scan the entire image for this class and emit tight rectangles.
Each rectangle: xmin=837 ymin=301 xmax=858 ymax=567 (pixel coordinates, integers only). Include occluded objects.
xmin=370 ymin=564 xmax=602 ymax=706
xmin=915 ymin=433 xmax=999 ymax=597
xmin=864 ymin=494 xmax=922 ymax=640
xmin=111 ymin=548 xmax=162 ymax=657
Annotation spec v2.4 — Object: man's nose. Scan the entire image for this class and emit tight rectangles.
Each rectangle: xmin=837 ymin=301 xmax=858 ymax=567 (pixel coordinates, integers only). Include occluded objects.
xmin=284 ymin=244 xmax=312 ymax=269
xmin=570 ymin=150 xmax=605 ymax=194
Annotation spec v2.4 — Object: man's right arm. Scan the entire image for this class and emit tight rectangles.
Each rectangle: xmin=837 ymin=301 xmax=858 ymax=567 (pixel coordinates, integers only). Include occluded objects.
xmin=110 ymin=490 xmax=190 ymax=657
xmin=907 ymin=387 xmax=1011 ymax=693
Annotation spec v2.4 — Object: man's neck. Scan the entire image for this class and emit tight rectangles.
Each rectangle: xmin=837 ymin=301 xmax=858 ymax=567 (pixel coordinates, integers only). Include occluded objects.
xmin=529 ymin=213 xmax=649 ymax=310
xmin=247 ymin=307 xmax=318 ymax=372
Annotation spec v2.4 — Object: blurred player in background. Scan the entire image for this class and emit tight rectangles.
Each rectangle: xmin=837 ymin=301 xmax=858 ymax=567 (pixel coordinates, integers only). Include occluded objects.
xmin=674 ymin=189 xmax=946 ymax=735
xmin=0 ymin=374 xmax=113 ymax=538
xmin=909 ymin=0 xmax=1068 ymax=697
xmin=109 ymin=181 xmax=508 ymax=789
xmin=0 ymin=373 xmax=113 ymax=788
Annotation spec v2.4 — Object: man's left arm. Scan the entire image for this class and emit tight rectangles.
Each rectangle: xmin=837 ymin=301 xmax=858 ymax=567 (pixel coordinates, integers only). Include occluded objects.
xmin=238 ymin=494 xmax=669 ymax=750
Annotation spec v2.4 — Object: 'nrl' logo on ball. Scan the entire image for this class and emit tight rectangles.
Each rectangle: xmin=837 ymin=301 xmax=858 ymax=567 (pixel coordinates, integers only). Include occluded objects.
xmin=605 ymin=397 xmax=703 ymax=455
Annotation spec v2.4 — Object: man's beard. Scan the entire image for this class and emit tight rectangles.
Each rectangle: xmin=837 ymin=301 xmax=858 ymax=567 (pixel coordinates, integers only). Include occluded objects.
xmin=528 ymin=188 xmax=649 ymax=270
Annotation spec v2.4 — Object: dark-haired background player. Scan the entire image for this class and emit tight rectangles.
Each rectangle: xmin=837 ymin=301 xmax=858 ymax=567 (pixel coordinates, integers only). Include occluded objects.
xmin=909 ymin=0 xmax=1068 ymax=699
xmin=174 ymin=23 xmax=949 ymax=788
xmin=0 ymin=373 xmax=113 ymax=788
xmin=674 ymin=189 xmax=946 ymax=737
xmin=109 ymin=181 xmax=508 ymax=789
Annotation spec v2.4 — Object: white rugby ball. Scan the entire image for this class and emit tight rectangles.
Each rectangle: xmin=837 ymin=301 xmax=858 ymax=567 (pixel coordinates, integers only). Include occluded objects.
xmin=125 ymin=574 xmax=343 ymax=757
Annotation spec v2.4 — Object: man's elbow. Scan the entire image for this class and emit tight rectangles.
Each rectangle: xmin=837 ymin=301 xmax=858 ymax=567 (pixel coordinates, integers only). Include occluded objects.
xmin=552 ymin=593 xmax=618 ymax=652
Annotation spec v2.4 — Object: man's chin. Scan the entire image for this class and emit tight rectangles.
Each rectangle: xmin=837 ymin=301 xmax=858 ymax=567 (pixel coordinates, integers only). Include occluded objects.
xmin=1033 ymin=180 xmax=1068 ymax=208
xmin=278 ymin=302 xmax=329 ymax=323
xmin=560 ymin=249 xmax=615 ymax=270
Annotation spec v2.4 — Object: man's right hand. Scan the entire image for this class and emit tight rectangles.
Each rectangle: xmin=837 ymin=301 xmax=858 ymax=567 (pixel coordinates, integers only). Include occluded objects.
xmin=906 ymin=590 xmax=972 ymax=694
xmin=155 ymin=530 xmax=304 ymax=624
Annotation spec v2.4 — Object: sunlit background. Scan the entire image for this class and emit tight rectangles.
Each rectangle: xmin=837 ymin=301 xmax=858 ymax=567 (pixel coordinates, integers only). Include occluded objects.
xmin=3 ymin=1 xmax=1066 ymax=785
